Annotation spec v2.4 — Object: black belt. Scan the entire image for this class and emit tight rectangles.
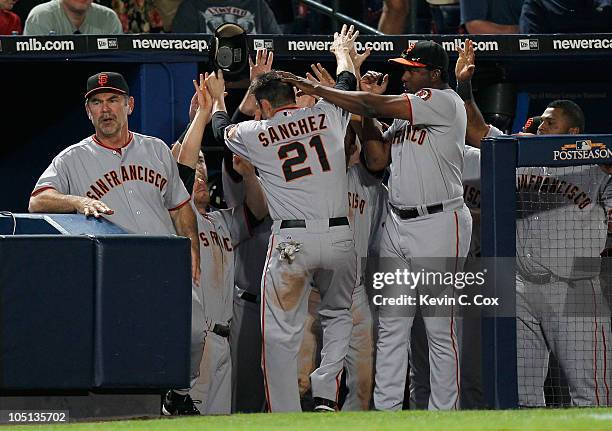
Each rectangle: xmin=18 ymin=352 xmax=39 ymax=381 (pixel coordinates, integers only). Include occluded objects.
xmin=239 ymin=291 xmax=259 ymax=304
xmin=280 ymin=217 xmax=349 ymax=229
xmin=212 ymin=323 xmax=230 ymax=338
xmin=390 ymin=203 xmax=443 ymax=220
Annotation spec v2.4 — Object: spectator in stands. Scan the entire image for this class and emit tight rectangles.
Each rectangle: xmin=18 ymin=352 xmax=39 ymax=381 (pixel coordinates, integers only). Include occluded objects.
xmin=520 ymin=0 xmax=612 ymax=33
xmin=24 ymin=0 xmax=122 ymax=34
xmin=378 ymin=0 xmax=409 ymax=34
xmin=172 ymin=0 xmax=281 ymax=34
xmin=460 ymin=0 xmax=523 ymax=34
xmin=112 ymin=0 xmax=163 ymax=32
xmin=152 ymin=0 xmax=178 ymax=31
xmin=0 ymin=0 xmax=22 ymax=34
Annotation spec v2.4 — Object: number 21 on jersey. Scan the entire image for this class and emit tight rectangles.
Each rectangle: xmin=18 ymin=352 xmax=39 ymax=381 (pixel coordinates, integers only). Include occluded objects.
xmin=277 ymin=135 xmax=330 ymax=182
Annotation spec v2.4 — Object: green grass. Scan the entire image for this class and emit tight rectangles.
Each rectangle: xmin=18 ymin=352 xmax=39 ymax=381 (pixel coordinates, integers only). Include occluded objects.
xmin=5 ymin=409 xmax=612 ymax=431
xmin=7 ymin=409 xmax=612 ymax=431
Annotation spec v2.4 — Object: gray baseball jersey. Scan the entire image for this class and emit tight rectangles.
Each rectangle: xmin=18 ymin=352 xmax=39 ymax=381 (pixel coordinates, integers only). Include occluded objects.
xmin=463 ymin=146 xmax=481 ymax=257
xmin=32 ymin=132 xmax=190 ymax=234
xmin=224 ymin=101 xmax=351 ymax=220
xmin=344 ymin=163 xmax=384 ymax=410
xmin=191 ymin=203 xmax=252 ymax=414
xmin=383 ymin=88 xmax=467 ymax=207
xmin=195 ymin=204 xmax=252 ymax=325
xmin=223 ymin=101 xmax=356 ymax=412
xmin=516 ymin=165 xmax=612 ymax=279
xmin=347 ymin=163 xmax=386 ymax=283
xmin=222 ymin=161 xmax=270 ymax=413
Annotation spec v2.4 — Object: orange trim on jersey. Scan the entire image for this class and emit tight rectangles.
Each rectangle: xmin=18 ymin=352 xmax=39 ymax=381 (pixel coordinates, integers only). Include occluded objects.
xmin=402 ymin=93 xmax=414 ymax=124
xmin=261 ymin=234 xmax=276 ymax=412
xmin=335 ymin=370 xmax=342 ymax=407
xmin=592 ymin=281 xmax=601 ymax=406
xmin=30 ymin=185 xmax=56 ymax=197
xmin=92 ymin=131 xmax=134 ymax=154
xmin=272 ymin=105 xmax=301 ymax=117
xmin=168 ymin=196 xmax=191 ymax=211
xmin=450 ymin=210 xmax=461 ymax=410
xmin=602 ymin=326 xmax=610 ymax=405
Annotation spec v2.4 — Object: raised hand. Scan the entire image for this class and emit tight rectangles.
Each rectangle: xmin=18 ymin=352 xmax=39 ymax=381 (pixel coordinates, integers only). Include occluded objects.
xmin=351 ymin=47 xmax=371 ymax=72
xmin=305 ymin=63 xmax=335 ymax=87
xmin=205 ymin=69 xmax=226 ymax=100
xmin=360 ymin=71 xmax=389 ymax=95
xmin=455 ymin=39 xmax=476 ymax=83
xmin=250 ymin=48 xmax=274 ymax=81
xmin=192 ymin=72 xmax=213 ymax=116
xmin=330 ymin=24 xmax=359 ymax=56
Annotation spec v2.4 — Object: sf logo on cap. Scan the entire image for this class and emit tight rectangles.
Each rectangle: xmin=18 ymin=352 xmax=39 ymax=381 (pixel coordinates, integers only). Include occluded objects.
xmin=98 ymin=73 xmax=109 ymax=86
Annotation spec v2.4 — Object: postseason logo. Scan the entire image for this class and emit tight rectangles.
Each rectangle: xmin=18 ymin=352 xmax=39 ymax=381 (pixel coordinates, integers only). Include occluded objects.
xmin=97 ymin=38 xmax=118 ymax=50
xmin=519 ymin=39 xmax=539 ymax=51
xmin=553 ymin=140 xmax=612 ymax=161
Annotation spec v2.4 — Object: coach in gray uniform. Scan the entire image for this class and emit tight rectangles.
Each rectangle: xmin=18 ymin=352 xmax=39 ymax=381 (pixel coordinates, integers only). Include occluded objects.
xmin=29 ymin=71 xmax=202 ymax=412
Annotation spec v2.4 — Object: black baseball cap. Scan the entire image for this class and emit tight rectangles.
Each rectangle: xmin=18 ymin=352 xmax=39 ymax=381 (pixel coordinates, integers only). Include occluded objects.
xmin=389 ymin=40 xmax=449 ymax=71
xmin=85 ymin=72 xmax=129 ymax=99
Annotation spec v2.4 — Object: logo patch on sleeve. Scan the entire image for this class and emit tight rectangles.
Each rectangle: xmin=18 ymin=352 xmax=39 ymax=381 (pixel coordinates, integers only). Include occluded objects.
xmin=415 ymin=89 xmax=432 ymax=101
xmin=226 ymin=124 xmax=239 ymax=139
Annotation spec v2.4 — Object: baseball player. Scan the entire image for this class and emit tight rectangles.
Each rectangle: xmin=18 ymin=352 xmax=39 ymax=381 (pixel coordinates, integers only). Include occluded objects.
xmin=401 ymin=143 xmax=484 ymax=411
xmin=168 ymin=75 xmax=269 ymax=414
xmin=208 ymin=25 xmax=360 ymax=412
xmin=294 ymin=62 xmax=387 ymax=411
xmin=220 ymin=48 xmax=275 ymax=414
xmin=284 ymin=40 xmax=473 ymax=411
xmin=28 ymin=72 xmax=203 ymax=415
xmin=457 ymin=40 xmax=612 ymax=406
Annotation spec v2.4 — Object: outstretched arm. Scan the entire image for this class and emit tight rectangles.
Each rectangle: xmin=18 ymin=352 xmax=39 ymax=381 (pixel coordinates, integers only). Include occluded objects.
xmin=29 ymin=189 xmax=114 ymax=218
xmin=177 ymin=73 xmax=213 ymax=169
xmin=169 ymin=202 xmax=201 ymax=286
xmin=282 ymin=74 xmax=411 ymax=120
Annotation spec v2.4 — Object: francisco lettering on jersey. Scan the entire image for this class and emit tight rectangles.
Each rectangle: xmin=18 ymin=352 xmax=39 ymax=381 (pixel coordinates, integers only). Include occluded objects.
xmin=199 ymin=230 xmax=232 ymax=252
xmin=390 ymin=124 xmax=427 ymax=146
xmin=516 ymin=173 xmax=591 ymax=209
xmin=348 ymin=191 xmax=366 ymax=215
xmin=463 ymin=185 xmax=480 ymax=207
xmin=85 ymin=165 xmax=168 ymax=200
xmin=258 ymin=114 xmax=327 ymax=147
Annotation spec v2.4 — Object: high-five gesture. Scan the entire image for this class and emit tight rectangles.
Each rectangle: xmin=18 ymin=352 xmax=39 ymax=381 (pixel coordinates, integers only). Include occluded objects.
xmin=205 ymin=69 xmax=226 ymax=100
xmin=330 ymin=23 xmax=359 ymax=54
xmin=306 ymin=63 xmax=336 ymax=88
xmin=330 ymin=24 xmax=358 ymax=76
xmin=192 ymin=72 xmax=213 ymax=121
xmin=360 ymin=71 xmax=389 ymax=95
xmin=455 ymin=39 xmax=476 ymax=83
xmin=250 ymin=48 xmax=274 ymax=81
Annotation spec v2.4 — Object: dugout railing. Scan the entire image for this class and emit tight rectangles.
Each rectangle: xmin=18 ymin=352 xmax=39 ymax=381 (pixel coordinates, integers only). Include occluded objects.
xmin=481 ymin=134 xmax=612 ymax=409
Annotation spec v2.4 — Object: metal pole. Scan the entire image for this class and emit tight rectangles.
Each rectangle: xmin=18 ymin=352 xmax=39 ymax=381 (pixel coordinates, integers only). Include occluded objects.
xmin=332 ymin=0 xmax=340 ymax=32
xmin=409 ymin=0 xmax=418 ymax=34
xmin=299 ymin=0 xmax=384 ymax=35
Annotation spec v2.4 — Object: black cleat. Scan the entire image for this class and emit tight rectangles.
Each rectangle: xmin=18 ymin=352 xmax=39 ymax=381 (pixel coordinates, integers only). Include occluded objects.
xmin=162 ymin=390 xmax=201 ymax=416
xmin=313 ymin=397 xmax=337 ymax=412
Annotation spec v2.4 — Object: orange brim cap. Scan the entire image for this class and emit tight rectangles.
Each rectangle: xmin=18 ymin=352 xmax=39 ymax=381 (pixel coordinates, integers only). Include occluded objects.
xmin=388 ymin=57 xmax=428 ymax=67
